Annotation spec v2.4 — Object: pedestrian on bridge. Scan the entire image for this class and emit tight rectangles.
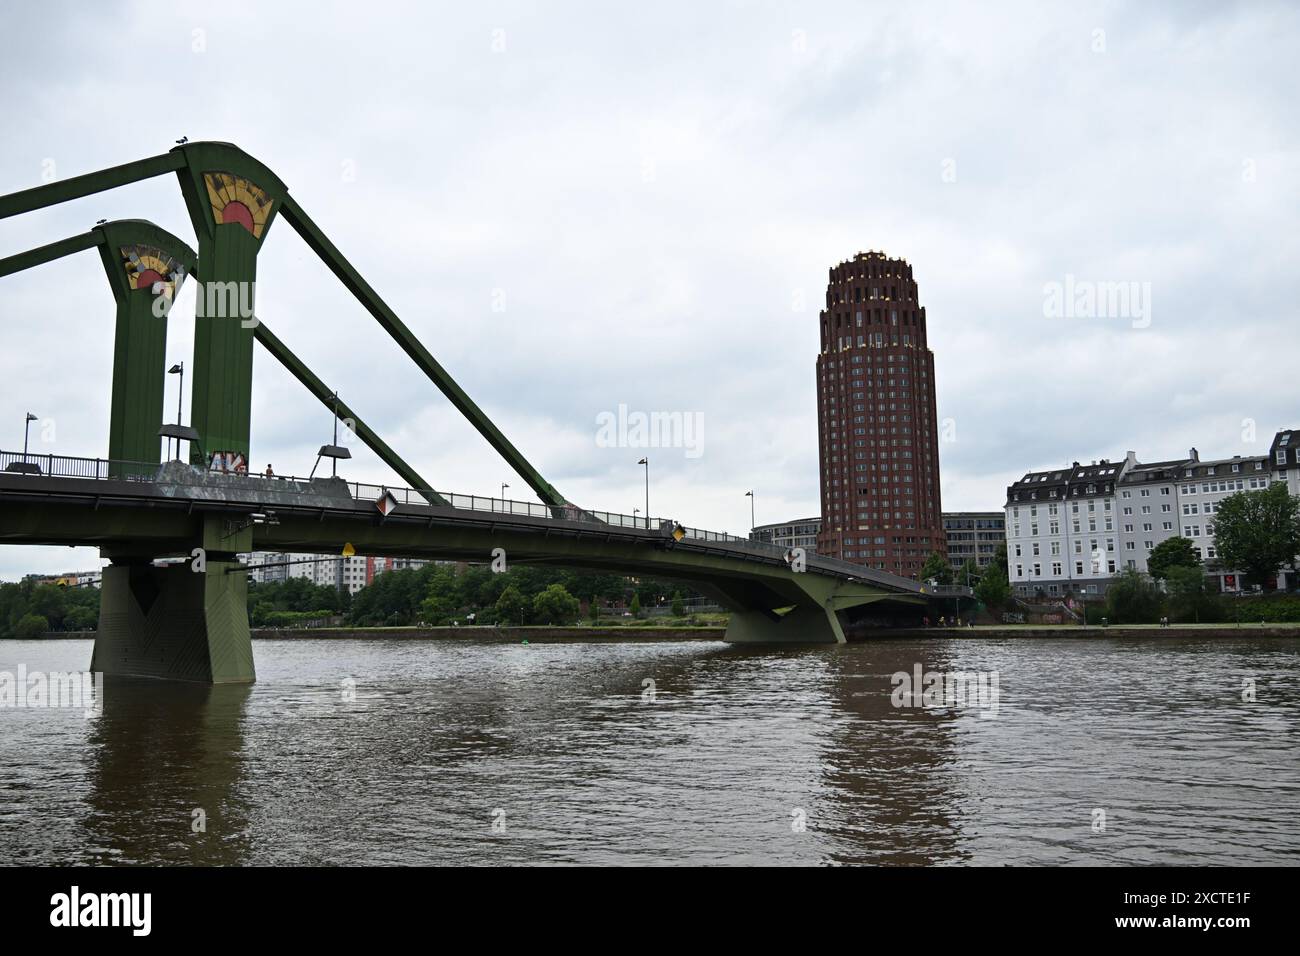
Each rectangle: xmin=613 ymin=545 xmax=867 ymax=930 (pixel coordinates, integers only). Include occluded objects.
xmin=265 ymin=464 xmax=275 ymax=477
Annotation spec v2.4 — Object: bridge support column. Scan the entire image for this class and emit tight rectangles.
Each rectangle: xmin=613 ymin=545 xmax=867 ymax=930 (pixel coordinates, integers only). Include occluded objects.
xmin=724 ymin=605 xmax=847 ymax=644
xmin=92 ymin=557 xmax=255 ymax=684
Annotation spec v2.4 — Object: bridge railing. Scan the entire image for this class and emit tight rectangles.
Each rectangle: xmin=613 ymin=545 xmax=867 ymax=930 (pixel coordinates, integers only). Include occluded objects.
xmin=0 ymin=450 xmax=157 ymax=481
xmin=927 ymin=584 xmax=975 ymax=595
xmin=1 ymin=450 xmax=765 ymax=542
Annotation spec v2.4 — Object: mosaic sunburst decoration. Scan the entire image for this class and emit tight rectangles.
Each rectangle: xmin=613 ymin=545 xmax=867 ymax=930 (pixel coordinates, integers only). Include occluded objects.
xmin=203 ymin=171 xmax=273 ymax=238
xmin=120 ymin=245 xmax=186 ymax=295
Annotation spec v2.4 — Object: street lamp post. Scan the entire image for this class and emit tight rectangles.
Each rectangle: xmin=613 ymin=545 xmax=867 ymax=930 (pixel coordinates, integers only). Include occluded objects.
xmin=745 ymin=490 xmax=755 ymax=538
xmin=331 ymin=391 xmax=340 ymax=476
xmin=22 ymin=412 xmax=37 ymax=463
xmin=638 ymin=457 xmax=649 ymax=529
xmin=500 ymin=482 xmax=509 ymax=513
xmin=167 ymin=362 xmax=183 ymax=460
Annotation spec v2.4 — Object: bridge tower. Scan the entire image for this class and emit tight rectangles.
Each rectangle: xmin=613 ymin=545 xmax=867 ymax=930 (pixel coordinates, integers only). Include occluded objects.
xmin=95 ymin=220 xmax=195 ymax=472
xmin=93 ymin=146 xmax=289 ymax=684
xmin=172 ymin=142 xmax=286 ymax=472
xmin=97 ymin=146 xmax=288 ymax=684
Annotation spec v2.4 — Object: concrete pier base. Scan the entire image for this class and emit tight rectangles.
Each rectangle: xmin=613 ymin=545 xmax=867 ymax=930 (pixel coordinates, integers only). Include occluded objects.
xmin=92 ymin=559 xmax=255 ymax=683
xmin=723 ymin=605 xmax=847 ymax=644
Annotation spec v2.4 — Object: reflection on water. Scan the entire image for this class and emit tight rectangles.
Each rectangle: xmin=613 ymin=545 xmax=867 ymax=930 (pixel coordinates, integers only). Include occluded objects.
xmin=83 ymin=681 xmax=253 ymax=865
xmin=1 ymin=635 xmax=1297 ymax=865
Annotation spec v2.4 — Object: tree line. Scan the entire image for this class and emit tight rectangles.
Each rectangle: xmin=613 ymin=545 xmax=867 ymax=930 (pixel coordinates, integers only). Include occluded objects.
xmin=1 ymin=563 xmax=700 ymax=635
xmin=0 ymin=580 xmax=101 ymax=639
xmin=345 ymin=563 xmax=697 ymax=627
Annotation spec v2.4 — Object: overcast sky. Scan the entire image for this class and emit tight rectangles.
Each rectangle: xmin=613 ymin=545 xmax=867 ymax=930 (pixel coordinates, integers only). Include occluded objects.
xmin=1 ymin=0 xmax=1297 ymax=580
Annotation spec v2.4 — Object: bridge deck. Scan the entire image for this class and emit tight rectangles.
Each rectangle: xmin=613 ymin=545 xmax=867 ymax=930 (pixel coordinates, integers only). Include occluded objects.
xmin=0 ymin=451 xmax=922 ymax=595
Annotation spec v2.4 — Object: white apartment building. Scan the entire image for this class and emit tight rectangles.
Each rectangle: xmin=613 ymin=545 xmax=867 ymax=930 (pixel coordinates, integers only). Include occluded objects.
xmin=1272 ymin=428 xmax=1300 ymax=498
xmin=313 ymin=555 xmax=370 ymax=594
xmin=241 ymin=551 xmax=318 ymax=585
xmin=1006 ymin=429 xmax=1299 ymax=597
xmin=1145 ymin=453 xmax=1270 ymax=589
xmin=1114 ymin=454 xmax=1190 ymax=575
xmin=1005 ymin=458 xmax=1126 ymax=597
xmin=240 ymin=551 xmax=369 ymax=594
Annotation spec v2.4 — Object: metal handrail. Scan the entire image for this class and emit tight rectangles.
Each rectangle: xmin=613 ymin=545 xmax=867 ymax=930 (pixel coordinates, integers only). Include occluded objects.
xmin=0 ymin=449 xmax=765 ymax=546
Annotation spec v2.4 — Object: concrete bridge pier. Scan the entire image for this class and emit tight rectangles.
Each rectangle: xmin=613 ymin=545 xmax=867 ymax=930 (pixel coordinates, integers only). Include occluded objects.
xmin=705 ymin=573 xmax=923 ymax=644
xmin=92 ymin=516 xmax=256 ymax=684
xmin=723 ymin=605 xmax=847 ymax=644
xmin=92 ymin=556 xmax=255 ymax=683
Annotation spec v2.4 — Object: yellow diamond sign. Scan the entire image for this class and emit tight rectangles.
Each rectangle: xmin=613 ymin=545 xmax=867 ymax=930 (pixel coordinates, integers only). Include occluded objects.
xmin=341 ymin=542 xmax=356 ymax=557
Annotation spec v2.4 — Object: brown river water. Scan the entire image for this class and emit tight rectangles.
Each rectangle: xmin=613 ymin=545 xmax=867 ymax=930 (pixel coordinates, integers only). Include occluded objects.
xmin=1 ymin=635 xmax=1297 ymax=865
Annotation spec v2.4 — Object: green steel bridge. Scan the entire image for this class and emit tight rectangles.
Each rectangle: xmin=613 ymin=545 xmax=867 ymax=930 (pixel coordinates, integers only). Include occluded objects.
xmin=0 ymin=141 xmax=930 ymax=683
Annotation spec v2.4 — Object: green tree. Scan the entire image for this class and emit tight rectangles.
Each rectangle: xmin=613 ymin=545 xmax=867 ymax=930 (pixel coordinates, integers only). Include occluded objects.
xmin=14 ymin=613 xmax=49 ymax=639
xmin=629 ymin=592 xmax=642 ymax=618
xmin=920 ymin=550 xmax=954 ymax=586
xmin=532 ymin=584 xmax=580 ymax=625
xmin=1213 ymin=484 xmax=1300 ymax=589
xmin=974 ymin=557 xmax=1010 ymax=609
xmin=671 ymin=590 xmax=685 ymax=616
xmin=1146 ymin=536 xmax=1200 ymax=581
xmin=63 ymin=604 xmax=98 ymax=631
xmin=417 ymin=565 xmax=461 ymax=624
xmin=990 ymin=541 xmax=1008 ymax=574
xmin=495 ymin=585 xmax=530 ymax=625
xmin=957 ymin=558 xmax=981 ymax=588
xmin=1105 ymin=567 xmax=1164 ymax=624
xmin=1165 ymin=565 xmax=1217 ymax=623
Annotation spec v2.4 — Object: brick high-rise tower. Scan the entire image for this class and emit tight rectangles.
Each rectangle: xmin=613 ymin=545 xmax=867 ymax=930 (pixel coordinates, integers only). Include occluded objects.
xmin=815 ymin=251 xmax=944 ymax=578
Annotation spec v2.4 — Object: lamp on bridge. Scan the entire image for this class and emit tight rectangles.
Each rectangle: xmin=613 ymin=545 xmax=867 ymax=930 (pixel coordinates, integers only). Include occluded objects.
xmin=166 ymin=362 xmax=184 ymax=460
xmin=308 ymin=390 xmax=352 ymax=480
xmin=310 ymin=443 xmax=351 ymax=480
xmin=638 ymin=457 xmax=649 ymax=530
xmin=157 ymin=422 xmax=201 ymax=463
xmin=745 ymin=489 xmax=755 ymax=538
xmin=4 ymin=412 xmax=42 ymax=474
